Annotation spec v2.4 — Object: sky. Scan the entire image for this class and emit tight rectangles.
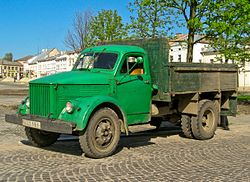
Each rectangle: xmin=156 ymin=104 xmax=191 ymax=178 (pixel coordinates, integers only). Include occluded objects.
xmin=0 ymin=0 xmax=186 ymax=59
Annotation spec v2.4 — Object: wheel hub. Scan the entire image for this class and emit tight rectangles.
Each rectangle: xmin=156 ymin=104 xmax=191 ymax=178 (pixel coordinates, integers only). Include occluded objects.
xmin=202 ymin=110 xmax=213 ymax=130
xmin=95 ymin=120 xmax=112 ymax=146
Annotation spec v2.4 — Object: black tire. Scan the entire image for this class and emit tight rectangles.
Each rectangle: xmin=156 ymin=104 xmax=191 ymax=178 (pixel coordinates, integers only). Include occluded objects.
xmin=149 ymin=118 xmax=162 ymax=130
xmin=79 ymin=108 xmax=121 ymax=159
xmin=191 ymin=100 xmax=218 ymax=140
xmin=181 ymin=115 xmax=193 ymax=138
xmin=25 ymin=127 xmax=60 ymax=147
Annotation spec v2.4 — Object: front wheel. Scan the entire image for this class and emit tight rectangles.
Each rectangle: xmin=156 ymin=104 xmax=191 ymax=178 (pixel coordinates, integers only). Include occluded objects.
xmin=79 ymin=108 xmax=121 ymax=159
xmin=25 ymin=127 xmax=60 ymax=147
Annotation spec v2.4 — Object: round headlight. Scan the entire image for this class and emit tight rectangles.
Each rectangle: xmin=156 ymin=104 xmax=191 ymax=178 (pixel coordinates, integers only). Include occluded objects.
xmin=25 ymin=98 xmax=30 ymax=108
xmin=66 ymin=101 xmax=74 ymax=113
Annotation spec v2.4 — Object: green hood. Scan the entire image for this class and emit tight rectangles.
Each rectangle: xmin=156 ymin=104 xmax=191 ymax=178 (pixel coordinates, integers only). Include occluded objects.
xmin=30 ymin=71 xmax=113 ymax=85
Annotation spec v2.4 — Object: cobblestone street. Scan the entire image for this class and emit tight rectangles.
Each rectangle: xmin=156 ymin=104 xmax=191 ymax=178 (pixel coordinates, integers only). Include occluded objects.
xmin=0 ymin=83 xmax=249 ymax=181
xmin=1 ymin=110 xmax=250 ymax=181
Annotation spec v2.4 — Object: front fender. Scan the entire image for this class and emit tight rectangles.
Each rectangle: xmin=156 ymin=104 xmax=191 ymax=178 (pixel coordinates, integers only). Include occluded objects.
xmin=17 ymin=97 xmax=30 ymax=115
xmin=58 ymin=96 xmax=127 ymax=131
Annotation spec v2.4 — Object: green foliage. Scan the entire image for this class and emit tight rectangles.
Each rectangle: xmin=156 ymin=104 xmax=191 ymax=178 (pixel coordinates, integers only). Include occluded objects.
xmin=144 ymin=0 xmax=250 ymax=63
xmin=237 ymin=95 xmax=250 ymax=102
xmin=149 ymin=0 xmax=211 ymax=62
xmin=204 ymin=0 xmax=250 ymax=63
xmin=89 ymin=10 xmax=127 ymax=44
xmin=128 ymin=0 xmax=174 ymax=38
xmin=3 ymin=53 xmax=13 ymax=61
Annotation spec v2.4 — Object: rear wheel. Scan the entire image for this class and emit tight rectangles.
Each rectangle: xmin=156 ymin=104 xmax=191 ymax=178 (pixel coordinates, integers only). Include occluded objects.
xmin=149 ymin=118 xmax=162 ymax=130
xmin=191 ymin=100 xmax=218 ymax=140
xmin=79 ymin=108 xmax=121 ymax=158
xmin=181 ymin=115 xmax=193 ymax=138
xmin=25 ymin=127 xmax=60 ymax=147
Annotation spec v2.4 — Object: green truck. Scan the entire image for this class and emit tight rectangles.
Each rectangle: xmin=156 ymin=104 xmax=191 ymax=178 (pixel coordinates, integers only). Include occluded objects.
xmin=5 ymin=39 xmax=238 ymax=158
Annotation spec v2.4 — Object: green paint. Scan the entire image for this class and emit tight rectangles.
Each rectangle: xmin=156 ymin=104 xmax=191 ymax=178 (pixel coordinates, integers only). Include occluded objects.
xmin=17 ymin=97 xmax=29 ymax=115
xmin=58 ymin=96 xmax=127 ymax=130
xmin=26 ymin=45 xmax=153 ymax=130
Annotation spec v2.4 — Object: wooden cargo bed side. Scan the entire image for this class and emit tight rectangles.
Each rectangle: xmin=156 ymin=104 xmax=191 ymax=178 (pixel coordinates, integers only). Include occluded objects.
xmin=168 ymin=63 xmax=238 ymax=94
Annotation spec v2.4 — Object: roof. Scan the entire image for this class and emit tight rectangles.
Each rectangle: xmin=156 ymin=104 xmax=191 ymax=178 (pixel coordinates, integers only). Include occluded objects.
xmin=37 ymin=55 xmax=58 ymax=63
xmin=65 ymin=49 xmax=81 ymax=54
xmin=169 ymin=34 xmax=209 ymax=45
xmin=82 ymin=45 xmax=146 ymax=54
xmin=15 ymin=55 xmax=34 ymax=62
xmin=0 ymin=60 xmax=22 ymax=66
xmin=27 ymin=48 xmax=60 ymax=64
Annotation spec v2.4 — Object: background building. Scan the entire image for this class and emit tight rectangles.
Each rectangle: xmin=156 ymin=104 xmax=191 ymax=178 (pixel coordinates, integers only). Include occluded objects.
xmin=169 ymin=34 xmax=209 ymax=63
xmin=0 ymin=60 xmax=23 ymax=80
xmin=25 ymin=48 xmax=60 ymax=78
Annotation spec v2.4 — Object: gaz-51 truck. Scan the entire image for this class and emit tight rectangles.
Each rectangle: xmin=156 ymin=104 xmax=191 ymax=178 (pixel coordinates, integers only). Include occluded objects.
xmin=5 ymin=39 xmax=238 ymax=158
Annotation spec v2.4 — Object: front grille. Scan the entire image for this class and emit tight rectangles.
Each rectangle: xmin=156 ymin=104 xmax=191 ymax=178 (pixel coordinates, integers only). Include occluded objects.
xmin=29 ymin=84 xmax=109 ymax=118
xmin=30 ymin=84 xmax=51 ymax=117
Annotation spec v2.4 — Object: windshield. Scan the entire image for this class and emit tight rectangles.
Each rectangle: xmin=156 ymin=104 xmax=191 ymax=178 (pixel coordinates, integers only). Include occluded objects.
xmin=73 ymin=52 xmax=118 ymax=70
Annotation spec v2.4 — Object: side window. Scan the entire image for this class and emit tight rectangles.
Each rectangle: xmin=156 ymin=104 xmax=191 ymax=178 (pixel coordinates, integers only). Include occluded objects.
xmin=120 ymin=56 xmax=144 ymax=75
xmin=120 ymin=59 xmax=128 ymax=74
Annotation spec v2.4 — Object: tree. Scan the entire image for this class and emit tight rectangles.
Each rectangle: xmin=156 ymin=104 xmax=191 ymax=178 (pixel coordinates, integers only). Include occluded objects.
xmin=154 ymin=0 xmax=250 ymax=63
xmin=205 ymin=0 xmax=250 ymax=63
xmin=3 ymin=53 xmax=13 ymax=61
xmin=64 ymin=11 xmax=93 ymax=51
xmin=128 ymin=0 xmax=173 ymax=38
xmin=89 ymin=9 xmax=127 ymax=44
xmin=152 ymin=0 xmax=211 ymax=63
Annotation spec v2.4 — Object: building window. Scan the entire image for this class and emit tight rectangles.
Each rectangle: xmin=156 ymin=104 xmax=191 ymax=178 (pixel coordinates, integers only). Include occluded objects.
xmin=199 ymin=59 xmax=202 ymax=63
xmin=171 ymin=49 xmax=173 ymax=51
xmin=210 ymin=59 xmax=214 ymax=63
xmin=170 ymin=56 xmax=173 ymax=62
xmin=178 ymin=55 xmax=181 ymax=62
xmin=179 ymin=48 xmax=181 ymax=51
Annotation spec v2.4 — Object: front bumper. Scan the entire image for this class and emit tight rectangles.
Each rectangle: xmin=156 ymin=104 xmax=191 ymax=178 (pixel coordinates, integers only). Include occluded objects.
xmin=5 ymin=114 xmax=76 ymax=134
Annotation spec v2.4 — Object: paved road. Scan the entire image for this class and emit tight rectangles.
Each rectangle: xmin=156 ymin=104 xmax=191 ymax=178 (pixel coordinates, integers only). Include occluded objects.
xmin=0 ymin=111 xmax=249 ymax=182
xmin=0 ymin=83 xmax=249 ymax=181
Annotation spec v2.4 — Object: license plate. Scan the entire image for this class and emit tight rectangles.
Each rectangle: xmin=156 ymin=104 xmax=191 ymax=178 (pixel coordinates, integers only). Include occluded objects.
xmin=23 ymin=119 xmax=41 ymax=129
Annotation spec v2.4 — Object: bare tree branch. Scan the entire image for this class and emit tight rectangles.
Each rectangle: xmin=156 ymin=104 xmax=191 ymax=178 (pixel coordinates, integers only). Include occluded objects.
xmin=64 ymin=11 xmax=93 ymax=51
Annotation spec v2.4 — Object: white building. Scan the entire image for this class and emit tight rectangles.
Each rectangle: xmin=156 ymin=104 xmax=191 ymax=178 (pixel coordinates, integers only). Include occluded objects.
xmin=37 ymin=57 xmax=56 ymax=77
xmin=36 ymin=51 xmax=79 ymax=77
xmin=55 ymin=51 xmax=78 ymax=73
xmin=169 ymin=34 xmax=209 ymax=63
xmin=201 ymin=49 xmax=234 ymax=64
xmin=25 ymin=48 xmax=61 ymax=78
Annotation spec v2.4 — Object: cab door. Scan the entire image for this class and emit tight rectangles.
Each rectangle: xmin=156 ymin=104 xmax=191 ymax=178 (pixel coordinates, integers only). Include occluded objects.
xmin=115 ymin=53 xmax=152 ymax=125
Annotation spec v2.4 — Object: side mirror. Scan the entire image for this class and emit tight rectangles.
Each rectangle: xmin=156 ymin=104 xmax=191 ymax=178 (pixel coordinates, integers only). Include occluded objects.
xmin=136 ymin=57 xmax=143 ymax=64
